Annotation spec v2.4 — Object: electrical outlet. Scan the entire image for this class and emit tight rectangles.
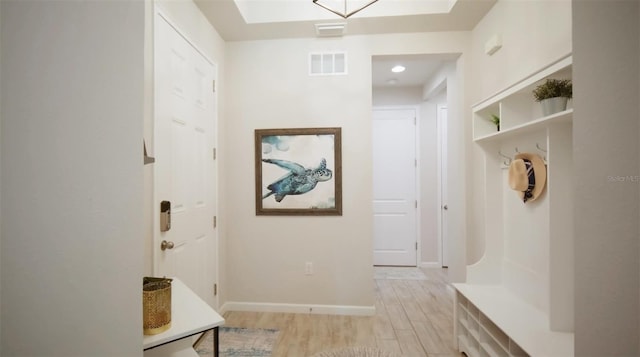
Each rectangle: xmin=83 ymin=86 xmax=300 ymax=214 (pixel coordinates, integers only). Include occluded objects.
xmin=305 ymin=262 xmax=313 ymax=275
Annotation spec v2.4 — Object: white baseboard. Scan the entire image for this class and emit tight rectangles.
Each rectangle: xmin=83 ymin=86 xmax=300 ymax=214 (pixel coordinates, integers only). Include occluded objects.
xmin=420 ymin=262 xmax=442 ymax=268
xmin=219 ymin=301 xmax=376 ymax=317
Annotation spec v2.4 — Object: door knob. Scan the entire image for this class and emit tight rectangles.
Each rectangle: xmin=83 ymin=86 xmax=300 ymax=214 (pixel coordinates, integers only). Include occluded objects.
xmin=443 ymin=205 xmax=448 ymax=210
xmin=161 ymin=240 xmax=174 ymax=251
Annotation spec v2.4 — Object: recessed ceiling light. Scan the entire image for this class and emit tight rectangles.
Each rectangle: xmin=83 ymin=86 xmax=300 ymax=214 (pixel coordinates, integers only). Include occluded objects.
xmin=386 ymin=78 xmax=398 ymax=85
xmin=391 ymin=65 xmax=406 ymax=73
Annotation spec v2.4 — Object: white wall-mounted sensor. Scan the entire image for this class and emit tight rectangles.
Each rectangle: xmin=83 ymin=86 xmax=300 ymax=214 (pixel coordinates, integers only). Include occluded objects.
xmin=485 ymin=34 xmax=502 ymax=56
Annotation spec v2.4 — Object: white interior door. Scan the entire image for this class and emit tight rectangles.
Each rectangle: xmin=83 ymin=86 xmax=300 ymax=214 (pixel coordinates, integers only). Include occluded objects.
xmin=437 ymin=104 xmax=449 ymax=268
xmin=154 ymin=13 xmax=218 ymax=307
xmin=373 ymin=108 xmax=417 ymax=266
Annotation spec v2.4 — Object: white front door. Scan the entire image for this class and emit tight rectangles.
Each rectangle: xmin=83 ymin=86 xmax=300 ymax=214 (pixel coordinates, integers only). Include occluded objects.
xmin=154 ymin=13 xmax=218 ymax=307
xmin=372 ymin=108 xmax=417 ymax=266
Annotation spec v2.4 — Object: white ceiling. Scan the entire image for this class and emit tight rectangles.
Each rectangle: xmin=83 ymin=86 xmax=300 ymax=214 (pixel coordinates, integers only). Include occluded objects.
xmin=194 ymin=0 xmax=495 ymax=88
xmin=194 ymin=0 xmax=495 ymax=41
xmin=231 ymin=0 xmax=455 ymax=24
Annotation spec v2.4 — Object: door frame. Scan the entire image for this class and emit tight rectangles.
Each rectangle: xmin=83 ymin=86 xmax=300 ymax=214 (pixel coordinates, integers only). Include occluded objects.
xmin=436 ymin=103 xmax=448 ymax=268
xmin=372 ymin=105 xmax=420 ymax=266
xmin=152 ymin=7 xmax=220 ymax=308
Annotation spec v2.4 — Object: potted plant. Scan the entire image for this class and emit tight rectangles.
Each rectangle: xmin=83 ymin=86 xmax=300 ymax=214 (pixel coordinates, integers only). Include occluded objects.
xmin=532 ymin=78 xmax=572 ymax=116
xmin=490 ymin=114 xmax=500 ymax=131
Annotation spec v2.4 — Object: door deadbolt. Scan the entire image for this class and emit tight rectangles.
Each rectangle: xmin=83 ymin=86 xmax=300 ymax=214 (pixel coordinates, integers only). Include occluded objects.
xmin=161 ymin=240 xmax=174 ymax=251
xmin=160 ymin=200 xmax=171 ymax=232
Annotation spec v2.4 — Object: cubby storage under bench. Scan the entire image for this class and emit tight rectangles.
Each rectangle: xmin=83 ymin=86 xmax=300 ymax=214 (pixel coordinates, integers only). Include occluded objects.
xmin=453 ymin=284 xmax=573 ymax=357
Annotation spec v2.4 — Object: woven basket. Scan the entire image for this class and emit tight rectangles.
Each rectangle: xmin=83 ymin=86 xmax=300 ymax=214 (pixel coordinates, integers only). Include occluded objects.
xmin=143 ymin=277 xmax=172 ymax=335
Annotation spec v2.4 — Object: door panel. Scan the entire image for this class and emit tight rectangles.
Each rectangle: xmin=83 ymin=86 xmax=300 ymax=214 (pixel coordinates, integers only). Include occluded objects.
xmin=154 ymin=13 xmax=217 ymax=307
xmin=373 ymin=108 xmax=417 ymax=266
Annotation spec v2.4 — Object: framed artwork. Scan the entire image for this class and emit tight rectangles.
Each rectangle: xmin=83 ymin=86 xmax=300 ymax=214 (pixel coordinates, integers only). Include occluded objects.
xmin=255 ymin=127 xmax=342 ymax=216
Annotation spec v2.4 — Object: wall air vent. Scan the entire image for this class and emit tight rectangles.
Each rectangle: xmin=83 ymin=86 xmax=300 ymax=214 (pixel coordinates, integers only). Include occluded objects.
xmin=309 ymin=51 xmax=347 ymax=76
xmin=315 ymin=23 xmax=346 ymax=37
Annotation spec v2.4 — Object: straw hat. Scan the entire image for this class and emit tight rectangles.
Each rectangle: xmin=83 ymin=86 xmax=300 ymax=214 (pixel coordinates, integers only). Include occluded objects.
xmin=508 ymin=153 xmax=547 ymax=203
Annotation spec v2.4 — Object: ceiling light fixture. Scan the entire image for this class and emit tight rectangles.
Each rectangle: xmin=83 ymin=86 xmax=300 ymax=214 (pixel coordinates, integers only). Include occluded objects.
xmin=391 ymin=65 xmax=406 ymax=73
xmin=313 ymin=0 xmax=379 ymax=19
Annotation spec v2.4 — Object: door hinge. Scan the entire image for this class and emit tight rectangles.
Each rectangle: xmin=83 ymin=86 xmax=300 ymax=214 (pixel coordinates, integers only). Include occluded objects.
xmin=415 ymin=200 xmax=418 ymax=209
xmin=213 ymin=148 xmax=217 ymax=160
xmin=416 ymin=242 xmax=418 ymax=250
xmin=214 ymin=283 xmax=218 ymax=296
xmin=415 ymin=159 xmax=417 ymax=167
xmin=414 ymin=117 xmax=417 ymax=125
xmin=212 ymin=80 xmax=216 ymax=93
xmin=213 ymin=216 xmax=217 ymax=228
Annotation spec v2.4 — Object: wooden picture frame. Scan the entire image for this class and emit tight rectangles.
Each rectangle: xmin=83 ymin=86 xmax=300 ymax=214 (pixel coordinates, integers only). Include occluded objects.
xmin=255 ymin=127 xmax=342 ymax=216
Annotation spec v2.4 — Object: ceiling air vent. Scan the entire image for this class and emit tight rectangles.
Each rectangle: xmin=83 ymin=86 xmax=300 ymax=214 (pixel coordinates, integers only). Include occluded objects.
xmin=309 ymin=51 xmax=347 ymax=76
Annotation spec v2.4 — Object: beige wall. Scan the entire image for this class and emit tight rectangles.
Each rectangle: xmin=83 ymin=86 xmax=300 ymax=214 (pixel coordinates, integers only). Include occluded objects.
xmin=573 ymin=1 xmax=639 ymax=354
xmin=468 ymin=0 xmax=572 ymax=264
xmin=0 ymin=0 xmax=3 ymax=339
xmin=470 ymin=0 xmax=572 ymax=103
xmin=1 ymin=1 xmax=144 ymax=355
xmin=372 ymin=86 xmax=423 ymax=106
xmin=222 ymin=32 xmax=471 ymax=309
xmin=224 ymin=36 xmax=376 ymax=310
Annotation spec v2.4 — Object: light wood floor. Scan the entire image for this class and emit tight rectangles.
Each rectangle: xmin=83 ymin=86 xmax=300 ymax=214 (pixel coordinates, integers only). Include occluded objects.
xmin=222 ymin=268 xmax=460 ymax=357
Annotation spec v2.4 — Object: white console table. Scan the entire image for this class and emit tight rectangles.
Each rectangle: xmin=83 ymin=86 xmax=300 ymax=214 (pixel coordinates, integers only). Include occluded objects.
xmin=143 ymin=278 xmax=225 ymax=357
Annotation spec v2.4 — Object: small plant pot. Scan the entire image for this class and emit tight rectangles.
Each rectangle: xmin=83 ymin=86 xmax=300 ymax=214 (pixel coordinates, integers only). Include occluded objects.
xmin=540 ymin=97 xmax=568 ymax=117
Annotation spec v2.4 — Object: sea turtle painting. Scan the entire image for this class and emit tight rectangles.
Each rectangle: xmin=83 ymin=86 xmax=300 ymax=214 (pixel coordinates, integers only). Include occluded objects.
xmin=262 ymin=158 xmax=333 ymax=202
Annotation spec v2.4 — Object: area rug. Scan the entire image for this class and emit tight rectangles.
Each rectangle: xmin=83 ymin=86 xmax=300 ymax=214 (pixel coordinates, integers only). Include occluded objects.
xmin=374 ymin=266 xmax=427 ymax=280
xmin=195 ymin=326 xmax=279 ymax=357
xmin=312 ymin=346 xmax=400 ymax=357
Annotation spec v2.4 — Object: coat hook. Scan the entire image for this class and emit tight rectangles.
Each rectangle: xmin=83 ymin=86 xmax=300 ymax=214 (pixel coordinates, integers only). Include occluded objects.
xmin=536 ymin=143 xmax=547 ymax=162
xmin=536 ymin=143 xmax=547 ymax=152
xmin=498 ymin=150 xmax=512 ymax=166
